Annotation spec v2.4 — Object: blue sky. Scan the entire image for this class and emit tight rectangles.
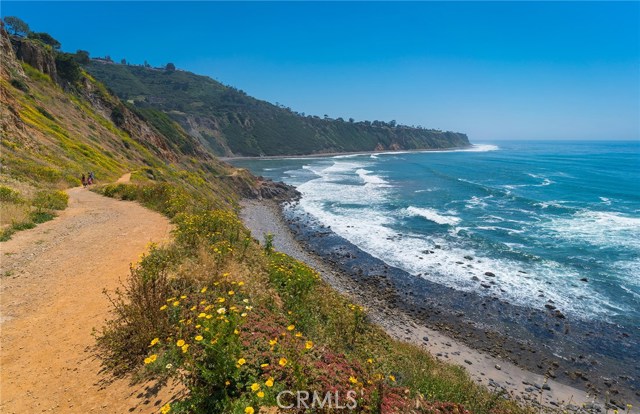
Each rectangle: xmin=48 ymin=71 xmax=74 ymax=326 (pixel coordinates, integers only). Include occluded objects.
xmin=3 ymin=1 xmax=639 ymax=141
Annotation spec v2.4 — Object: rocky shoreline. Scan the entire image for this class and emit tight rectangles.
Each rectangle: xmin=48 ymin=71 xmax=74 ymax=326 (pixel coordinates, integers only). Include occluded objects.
xmin=240 ymin=199 xmax=640 ymax=410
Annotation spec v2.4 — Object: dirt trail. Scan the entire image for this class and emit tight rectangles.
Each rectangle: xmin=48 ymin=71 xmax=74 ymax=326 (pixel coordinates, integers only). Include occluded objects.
xmin=0 ymin=178 xmax=181 ymax=413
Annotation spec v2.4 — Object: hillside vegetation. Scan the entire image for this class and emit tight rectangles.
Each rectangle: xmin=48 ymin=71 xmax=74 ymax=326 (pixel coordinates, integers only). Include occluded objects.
xmin=0 ymin=26 xmax=259 ymax=241
xmin=1 ymin=22 xmax=532 ymax=414
xmin=85 ymin=62 xmax=470 ymax=156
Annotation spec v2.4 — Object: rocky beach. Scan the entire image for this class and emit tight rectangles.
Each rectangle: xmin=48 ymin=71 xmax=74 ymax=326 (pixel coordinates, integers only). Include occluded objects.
xmin=240 ymin=198 xmax=640 ymax=410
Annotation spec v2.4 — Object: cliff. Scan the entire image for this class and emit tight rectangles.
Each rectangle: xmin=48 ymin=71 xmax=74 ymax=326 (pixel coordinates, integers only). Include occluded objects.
xmin=85 ymin=62 xmax=471 ymax=157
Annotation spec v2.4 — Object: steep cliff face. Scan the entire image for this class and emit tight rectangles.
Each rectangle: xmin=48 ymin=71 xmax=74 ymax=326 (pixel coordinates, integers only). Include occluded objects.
xmin=9 ymin=37 xmax=57 ymax=81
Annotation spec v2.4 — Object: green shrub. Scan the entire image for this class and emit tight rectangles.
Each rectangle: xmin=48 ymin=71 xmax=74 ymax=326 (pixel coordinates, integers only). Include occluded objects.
xmin=0 ymin=186 xmax=23 ymax=203
xmin=32 ymin=190 xmax=68 ymax=211
xmin=10 ymin=78 xmax=29 ymax=92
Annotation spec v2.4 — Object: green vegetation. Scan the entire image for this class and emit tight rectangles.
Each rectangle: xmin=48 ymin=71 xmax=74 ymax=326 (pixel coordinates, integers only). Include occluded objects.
xmin=55 ymin=53 xmax=82 ymax=83
xmin=3 ymin=16 xmax=30 ymax=37
xmin=27 ymin=32 xmax=61 ymax=49
xmin=0 ymin=187 xmax=66 ymax=242
xmin=96 ymin=180 xmax=530 ymax=414
xmin=85 ymin=62 xmax=470 ymax=156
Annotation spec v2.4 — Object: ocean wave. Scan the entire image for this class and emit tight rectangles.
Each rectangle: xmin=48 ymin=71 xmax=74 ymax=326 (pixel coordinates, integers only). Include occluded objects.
xmin=355 ymin=168 xmax=389 ymax=186
xmin=405 ymin=206 xmax=461 ymax=225
xmin=465 ymin=195 xmax=492 ymax=209
xmin=599 ymin=197 xmax=612 ymax=205
xmin=540 ymin=210 xmax=640 ymax=251
xmin=461 ymin=144 xmax=499 ymax=152
xmin=294 ymin=199 xmax=620 ymax=320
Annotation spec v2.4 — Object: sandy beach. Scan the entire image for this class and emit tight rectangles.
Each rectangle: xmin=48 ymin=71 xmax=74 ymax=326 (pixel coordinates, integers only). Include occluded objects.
xmin=240 ymin=199 xmax=638 ymax=411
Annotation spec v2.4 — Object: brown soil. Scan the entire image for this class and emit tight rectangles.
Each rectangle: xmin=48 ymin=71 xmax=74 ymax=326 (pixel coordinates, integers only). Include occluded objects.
xmin=0 ymin=179 xmax=183 ymax=413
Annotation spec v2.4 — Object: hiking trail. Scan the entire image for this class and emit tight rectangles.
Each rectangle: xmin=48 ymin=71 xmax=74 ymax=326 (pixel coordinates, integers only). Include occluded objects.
xmin=0 ymin=174 xmax=181 ymax=413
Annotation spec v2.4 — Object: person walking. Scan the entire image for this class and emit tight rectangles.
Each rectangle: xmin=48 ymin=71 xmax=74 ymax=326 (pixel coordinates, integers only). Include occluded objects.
xmin=81 ymin=174 xmax=87 ymax=187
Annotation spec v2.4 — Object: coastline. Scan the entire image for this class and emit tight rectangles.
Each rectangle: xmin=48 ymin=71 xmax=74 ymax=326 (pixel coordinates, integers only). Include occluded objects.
xmin=240 ymin=199 xmax=639 ymax=410
xmin=220 ymin=144 xmax=474 ymax=161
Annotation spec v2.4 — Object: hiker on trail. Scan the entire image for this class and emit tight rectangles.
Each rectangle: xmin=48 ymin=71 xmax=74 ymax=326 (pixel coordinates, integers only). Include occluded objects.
xmin=87 ymin=172 xmax=93 ymax=185
xmin=81 ymin=174 xmax=87 ymax=187
xmin=89 ymin=171 xmax=95 ymax=183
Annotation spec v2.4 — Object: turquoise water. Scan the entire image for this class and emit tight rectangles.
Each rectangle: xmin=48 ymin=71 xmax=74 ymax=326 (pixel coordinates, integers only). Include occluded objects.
xmin=232 ymin=141 xmax=640 ymax=328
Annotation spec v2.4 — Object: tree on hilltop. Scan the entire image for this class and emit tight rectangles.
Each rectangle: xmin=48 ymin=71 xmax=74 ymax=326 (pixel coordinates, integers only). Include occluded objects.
xmin=74 ymin=50 xmax=90 ymax=64
xmin=166 ymin=62 xmax=176 ymax=71
xmin=27 ymin=32 xmax=61 ymax=49
xmin=3 ymin=16 xmax=30 ymax=37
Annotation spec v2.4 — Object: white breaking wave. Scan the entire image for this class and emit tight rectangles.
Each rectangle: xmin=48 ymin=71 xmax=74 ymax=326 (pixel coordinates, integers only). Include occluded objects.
xmin=355 ymin=169 xmax=389 ymax=186
xmin=405 ymin=206 xmax=461 ymax=225
xmin=541 ymin=210 xmax=640 ymax=251
xmin=461 ymin=144 xmax=499 ymax=152
xmin=293 ymin=159 xmax=623 ymax=321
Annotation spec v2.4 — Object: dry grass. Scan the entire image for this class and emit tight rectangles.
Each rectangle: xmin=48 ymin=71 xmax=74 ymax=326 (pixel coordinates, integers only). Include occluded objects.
xmin=0 ymin=202 xmax=30 ymax=228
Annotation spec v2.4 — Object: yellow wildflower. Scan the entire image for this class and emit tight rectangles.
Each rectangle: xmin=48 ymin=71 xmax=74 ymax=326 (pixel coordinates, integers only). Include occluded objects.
xmin=181 ymin=344 xmax=189 ymax=353
xmin=149 ymin=338 xmax=160 ymax=347
xmin=260 ymin=363 xmax=269 ymax=368
xmin=269 ymin=338 xmax=278 ymax=346
xmin=160 ymin=305 xmax=168 ymax=311
xmin=305 ymin=341 xmax=313 ymax=350
xmin=160 ymin=403 xmax=171 ymax=414
xmin=279 ymin=357 xmax=288 ymax=367
xmin=180 ymin=295 xmax=187 ymax=299
xmin=172 ymin=301 xmax=180 ymax=307
xmin=217 ymin=307 xmax=226 ymax=314
xmin=176 ymin=339 xmax=185 ymax=347
xmin=245 ymin=407 xmax=254 ymax=414
xmin=217 ymin=297 xmax=225 ymax=303
xmin=389 ymin=375 xmax=396 ymax=382
xmin=287 ymin=325 xmax=295 ymax=331
xmin=349 ymin=376 xmax=358 ymax=384
xmin=250 ymin=383 xmax=260 ymax=392
xmin=238 ymin=281 xmax=245 ymax=286
xmin=234 ymin=329 xmax=240 ymax=335
xmin=190 ymin=306 xmax=196 ymax=311
xmin=367 ymin=358 xmax=374 ymax=364
xmin=198 ymin=312 xmax=206 ymax=318
xmin=257 ymin=391 xmax=265 ymax=398
xmin=237 ymin=358 xmax=246 ymax=366
xmin=265 ymin=377 xmax=274 ymax=387
xmin=228 ymin=290 xmax=235 ymax=296
xmin=200 ymin=287 xmax=207 ymax=293
xmin=195 ymin=335 xmax=203 ymax=341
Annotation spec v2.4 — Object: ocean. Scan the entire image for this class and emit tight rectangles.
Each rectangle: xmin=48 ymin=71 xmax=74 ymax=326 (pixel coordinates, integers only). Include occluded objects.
xmin=231 ymin=140 xmax=640 ymax=331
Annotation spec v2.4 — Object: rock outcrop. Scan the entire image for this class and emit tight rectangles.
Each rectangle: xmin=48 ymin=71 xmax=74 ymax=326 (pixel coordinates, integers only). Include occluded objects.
xmin=10 ymin=36 xmax=57 ymax=81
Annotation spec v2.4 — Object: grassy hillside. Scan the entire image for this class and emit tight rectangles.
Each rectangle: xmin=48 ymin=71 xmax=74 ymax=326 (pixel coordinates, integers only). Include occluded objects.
xmin=85 ymin=62 xmax=471 ymax=156
xmin=0 ymin=29 xmax=254 ymax=241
